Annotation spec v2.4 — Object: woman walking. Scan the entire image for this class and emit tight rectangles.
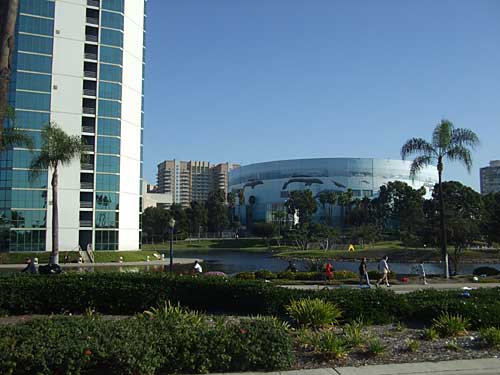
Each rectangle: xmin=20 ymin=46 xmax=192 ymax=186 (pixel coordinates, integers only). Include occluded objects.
xmin=376 ymin=255 xmax=391 ymax=287
xmin=358 ymin=257 xmax=371 ymax=288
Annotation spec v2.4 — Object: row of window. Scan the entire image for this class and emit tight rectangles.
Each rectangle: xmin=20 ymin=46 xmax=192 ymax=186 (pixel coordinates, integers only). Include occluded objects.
xmin=17 ymin=34 xmax=53 ymax=55
xmin=0 ymin=170 xmax=47 ymax=189
xmin=95 ymin=211 xmax=119 ymax=228
xmin=96 ymin=192 xmax=119 ymax=210
xmin=101 ymin=28 xmax=123 ymax=48
xmin=3 ymin=209 xmax=47 ymax=228
xmin=14 ymin=71 xmax=51 ymax=92
xmin=101 ymin=11 xmax=124 ymax=30
xmin=97 ymin=136 xmax=120 ymax=154
xmin=96 ymin=173 xmax=119 ymax=192
xmin=18 ymin=14 xmax=54 ymax=36
xmin=100 ymin=63 xmax=122 ymax=82
xmin=14 ymin=91 xmax=51 ymax=111
xmin=100 ymin=45 xmax=122 ymax=65
xmin=5 ymin=189 xmax=47 ymax=209
xmin=16 ymin=52 xmax=52 ymax=74
xmin=13 ymin=111 xmax=50 ymax=130
xmin=99 ymin=81 xmax=121 ymax=100
xmin=94 ymin=229 xmax=119 ymax=251
xmin=6 ymin=229 xmax=46 ymax=252
xmin=98 ymin=99 xmax=121 ymax=117
xmin=96 ymin=154 xmax=120 ymax=173
xmin=20 ymin=0 xmax=55 ymax=18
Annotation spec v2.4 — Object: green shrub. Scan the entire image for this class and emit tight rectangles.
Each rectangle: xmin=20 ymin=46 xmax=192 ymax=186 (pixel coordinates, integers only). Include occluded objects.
xmin=406 ymin=339 xmax=420 ymax=352
xmin=315 ymin=331 xmax=348 ymax=359
xmin=142 ymin=301 xmax=203 ymax=325
xmin=432 ymin=312 xmax=470 ymax=337
xmin=235 ymin=272 xmax=256 ymax=280
xmin=366 ymin=338 xmax=386 ymax=356
xmin=255 ymin=270 xmax=277 ymax=280
xmin=473 ymin=266 xmax=500 ymax=276
xmin=0 ymin=314 xmax=294 ymax=374
xmin=480 ymin=327 xmax=500 ymax=349
xmin=422 ymin=327 xmax=439 ymax=341
xmin=343 ymin=320 xmax=364 ymax=348
xmin=286 ymin=298 xmax=342 ymax=328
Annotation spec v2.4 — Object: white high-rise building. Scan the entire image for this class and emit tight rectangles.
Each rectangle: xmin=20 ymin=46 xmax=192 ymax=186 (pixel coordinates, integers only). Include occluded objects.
xmin=0 ymin=0 xmax=146 ymax=251
xmin=480 ymin=160 xmax=500 ymax=195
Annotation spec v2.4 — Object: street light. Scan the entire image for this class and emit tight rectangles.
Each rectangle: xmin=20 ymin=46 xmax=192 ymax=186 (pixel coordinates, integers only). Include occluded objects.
xmin=169 ymin=218 xmax=176 ymax=273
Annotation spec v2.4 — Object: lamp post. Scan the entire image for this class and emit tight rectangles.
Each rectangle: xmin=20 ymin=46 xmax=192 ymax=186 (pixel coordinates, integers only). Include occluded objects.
xmin=169 ymin=218 xmax=176 ymax=273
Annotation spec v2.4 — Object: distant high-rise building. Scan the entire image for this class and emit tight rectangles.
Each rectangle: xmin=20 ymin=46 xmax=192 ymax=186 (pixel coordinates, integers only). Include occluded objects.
xmin=0 ymin=0 xmax=146 ymax=251
xmin=480 ymin=160 xmax=500 ymax=195
xmin=156 ymin=160 xmax=240 ymax=206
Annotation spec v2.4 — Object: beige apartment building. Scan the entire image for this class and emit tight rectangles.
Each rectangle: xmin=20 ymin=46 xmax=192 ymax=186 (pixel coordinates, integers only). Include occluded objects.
xmin=157 ymin=160 xmax=240 ymax=206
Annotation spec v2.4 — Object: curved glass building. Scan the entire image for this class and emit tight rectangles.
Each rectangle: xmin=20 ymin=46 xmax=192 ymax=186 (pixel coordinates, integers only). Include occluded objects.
xmin=228 ymin=158 xmax=438 ymax=224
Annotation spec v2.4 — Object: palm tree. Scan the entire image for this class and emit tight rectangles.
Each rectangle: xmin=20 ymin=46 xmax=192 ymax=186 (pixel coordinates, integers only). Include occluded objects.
xmin=227 ymin=191 xmax=236 ymax=223
xmin=237 ymin=189 xmax=245 ymax=223
xmin=401 ymin=119 xmax=479 ymax=278
xmin=0 ymin=0 xmax=20 ymax=144
xmin=30 ymin=124 xmax=84 ymax=265
xmin=326 ymin=191 xmax=338 ymax=225
xmin=1 ymin=107 xmax=33 ymax=152
xmin=317 ymin=191 xmax=329 ymax=223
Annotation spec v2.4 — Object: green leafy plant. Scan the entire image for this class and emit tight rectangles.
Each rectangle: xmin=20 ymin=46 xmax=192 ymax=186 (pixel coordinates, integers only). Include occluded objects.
xmin=366 ymin=338 xmax=386 ymax=356
xmin=286 ymin=298 xmax=342 ymax=329
xmin=480 ymin=327 xmax=500 ymax=349
xmin=445 ymin=339 xmax=460 ymax=351
xmin=422 ymin=327 xmax=439 ymax=341
xmin=315 ymin=331 xmax=348 ymax=359
xmin=343 ymin=320 xmax=364 ymax=348
xmin=406 ymin=339 xmax=420 ymax=352
xmin=432 ymin=312 xmax=470 ymax=337
xmin=395 ymin=321 xmax=406 ymax=332
xmin=142 ymin=301 xmax=203 ymax=325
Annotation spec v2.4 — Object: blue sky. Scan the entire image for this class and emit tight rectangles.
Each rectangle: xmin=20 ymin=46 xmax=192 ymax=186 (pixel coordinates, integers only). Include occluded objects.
xmin=143 ymin=0 xmax=500 ymax=191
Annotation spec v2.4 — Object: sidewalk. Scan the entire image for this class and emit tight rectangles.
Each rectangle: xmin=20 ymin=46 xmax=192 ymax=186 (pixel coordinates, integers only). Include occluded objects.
xmin=212 ymin=358 xmax=500 ymax=375
xmin=284 ymin=283 xmax=500 ymax=294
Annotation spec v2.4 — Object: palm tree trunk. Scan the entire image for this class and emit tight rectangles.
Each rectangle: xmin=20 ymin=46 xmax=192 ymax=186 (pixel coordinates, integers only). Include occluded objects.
xmin=0 ymin=0 xmax=19 ymax=145
xmin=437 ymin=160 xmax=449 ymax=279
xmin=50 ymin=164 xmax=59 ymax=265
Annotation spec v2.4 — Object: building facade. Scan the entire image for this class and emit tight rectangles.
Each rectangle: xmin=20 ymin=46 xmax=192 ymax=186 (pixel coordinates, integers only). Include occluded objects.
xmin=480 ymin=160 xmax=500 ymax=195
xmin=0 ymin=0 xmax=146 ymax=251
xmin=156 ymin=160 xmax=239 ymax=206
xmin=228 ymin=158 xmax=438 ymax=225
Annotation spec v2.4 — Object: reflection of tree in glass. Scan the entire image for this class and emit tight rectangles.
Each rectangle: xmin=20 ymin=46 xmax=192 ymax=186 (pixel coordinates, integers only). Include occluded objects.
xmin=96 ymin=194 xmax=110 ymax=227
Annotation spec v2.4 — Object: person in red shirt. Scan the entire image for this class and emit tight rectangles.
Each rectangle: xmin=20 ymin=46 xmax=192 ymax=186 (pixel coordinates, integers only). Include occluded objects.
xmin=324 ymin=262 xmax=333 ymax=282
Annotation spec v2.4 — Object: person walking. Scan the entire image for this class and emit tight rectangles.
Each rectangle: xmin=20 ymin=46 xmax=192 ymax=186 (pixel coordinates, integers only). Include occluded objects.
xmin=358 ymin=257 xmax=371 ymax=288
xmin=21 ymin=258 xmax=38 ymax=274
xmin=324 ymin=262 xmax=333 ymax=283
xmin=418 ymin=261 xmax=428 ymax=285
xmin=193 ymin=260 xmax=203 ymax=274
xmin=376 ymin=255 xmax=391 ymax=287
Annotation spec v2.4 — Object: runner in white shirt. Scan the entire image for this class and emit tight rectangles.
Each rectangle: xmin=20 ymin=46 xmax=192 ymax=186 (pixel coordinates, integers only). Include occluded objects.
xmin=193 ymin=260 xmax=203 ymax=274
xmin=376 ymin=256 xmax=391 ymax=287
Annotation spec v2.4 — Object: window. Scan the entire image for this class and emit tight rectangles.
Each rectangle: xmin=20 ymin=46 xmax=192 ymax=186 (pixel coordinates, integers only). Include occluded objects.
xmin=14 ymin=111 xmax=50 ymax=130
xmin=95 ymin=192 xmax=119 ymax=210
xmin=11 ymin=189 xmax=47 ymax=209
xmin=97 ymin=137 xmax=120 ymax=154
xmin=18 ymin=15 xmax=54 ymax=36
xmin=97 ymin=118 xmax=121 ymax=136
xmin=10 ymin=209 xmax=46 ymax=228
xmin=20 ymin=0 xmax=55 ymax=18
xmin=15 ymin=91 xmax=50 ymax=111
xmin=95 ymin=211 xmax=119 ymax=229
xmin=12 ymin=170 xmax=47 ymax=189
xmin=95 ymin=230 xmax=119 ymax=250
xmin=9 ymin=230 xmax=46 ymax=251
xmin=96 ymin=154 xmax=120 ymax=173
xmin=15 ymin=72 xmax=51 ymax=92
xmin=101 ymin=11 xmax=124 ymax=30
xmin=100 ymin=28 xmax=123 ymax=47
xmin=102 ymin=0 xmax=124 ymax=12
xmin=17 ymin=34 xmax=53 ymax=55
xmin=17 ymin=53 xmax=52 ymax=73
xmin=99 ymin=63 xmax=122 ymax=82
xmin=96 ymin=173 xmax=119 ymax=191
xmin=99 ymin=82 xmax=121 ymax=100
xmin=100 ymin=46 xmax=122 ymax=65
xmin=98 ymin=99 xmax=121 ymax=118
xmin=13 ymin=150 xmax=39 ymax=168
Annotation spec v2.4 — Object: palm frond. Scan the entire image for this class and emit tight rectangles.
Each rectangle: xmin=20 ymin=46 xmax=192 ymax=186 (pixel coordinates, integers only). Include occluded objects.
xmin=446 ymin=145 xmax=473 ymax=173
xmin=401 ymin=138 xmax=435 ymax=160
xmin=409 ymin=155 xmax=434 ymax=180
xmin=1 ymin=127 xmax=35 ymax=151
xmin=450 ymin=128 xmax=480 ymax=149
xmin=432 ymin=119 xmax=453 ymax=150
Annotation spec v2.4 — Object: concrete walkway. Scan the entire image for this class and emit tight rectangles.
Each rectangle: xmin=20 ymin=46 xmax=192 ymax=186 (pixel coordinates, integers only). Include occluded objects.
xmin=284 ymin=282 xmax=500 ymax=294
xmin=0 ymin=258 xmax=201 ymax=270
xmin=212 ymin=358 xmax=500 ymax=375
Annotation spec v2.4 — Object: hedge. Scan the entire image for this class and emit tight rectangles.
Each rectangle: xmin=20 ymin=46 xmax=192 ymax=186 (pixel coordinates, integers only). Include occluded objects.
xmin=0 ymin=314 xmax=294 ymax=374
xmin=1 ymin=273 xmax=500 ymax=328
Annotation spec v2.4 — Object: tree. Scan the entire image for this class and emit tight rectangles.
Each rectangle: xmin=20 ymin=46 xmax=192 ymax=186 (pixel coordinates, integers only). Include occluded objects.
xmin=30 ymin=124 xmax=83 ymax=264
xmin=326 ymin=191 xmax=338 ymax=225
xmin=272 ymin=209 xmax=287 ymax=246
xmin=185 ymin=201 xmax=208 ymax=237
xmin=401 ymin=119 xmax=479 ymax=278
xmin=285 ymin=190 xmax=317 ymax=226
xmin=1 ymin=107 xmax=34 ymax=152
xmin=482 ymin=192 xmax=500 ymax=246
xmin=227 ymin=191 xmax=236 ymax=224
xmin=317 ymin=191 xmax=329 ymax=223
xmin=142 ymin=206 xmax=171 ymax=244
xmin=169 ymin=203 xmax=189 ymax=239
xmin=0 ymin=0 xmax=20 ymax=145
xmin=252 ymin=222 xmax=276 ymax=248
xmin=206 ymin=189 xmax=228 ymax=235
xmin=237 ymin=189 xmax=245 ymax=223
xmin=430 ymin=181 xmax=483 ymax=274
xmin=337 ymin=189 xmax=353 ymax=225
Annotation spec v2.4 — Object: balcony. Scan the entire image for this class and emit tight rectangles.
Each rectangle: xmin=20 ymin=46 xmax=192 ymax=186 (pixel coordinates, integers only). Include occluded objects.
xmin=83 ymin=107 xmax=96 ymax=115
xmin=87 ymin=0 xmax=100 ymax=7
xmin=83 ymin=88 xmax=96 ymax=96
xmin=84 ymin=52 xmax=98 ymax=60
xmin=82 ymin=125 xmax=95 ymax=133
xmin=82 ymin=144 xmax=94 ymax=152
xmin=80 ymin=181 xmax=94 ymax=189
xmin=81 ymin=163 xmax=94 ymax=171
xmin=84 ymin=70 xmax=97 ymax=78
xmin=80 ymin=201 xmax=93 ymax=208
xmin=86 ymin=17 xmax=98 ymax=25
xmin=80 ymin=220 xmax=93 ymax=227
